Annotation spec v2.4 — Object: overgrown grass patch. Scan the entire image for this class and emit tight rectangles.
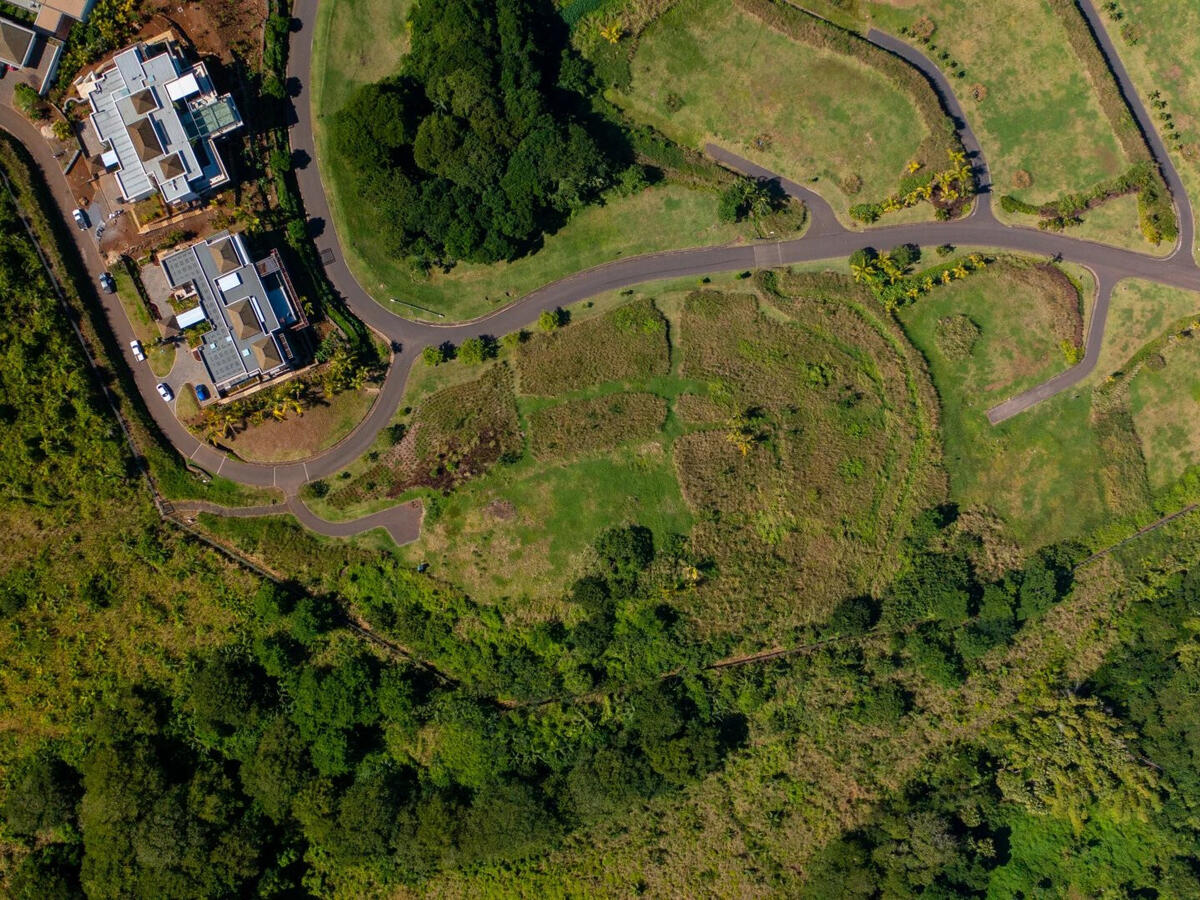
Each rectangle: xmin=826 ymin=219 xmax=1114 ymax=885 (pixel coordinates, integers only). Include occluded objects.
xmin=898 ymin=258 xmax=1140 ymax=546
xmin=1128 ymin=330 xmax=1200 ymax=490
xmin=674 ymin=284 xmax=942 ymax=633
xmin=517 ymin=297 xmax=670 ymax=395
xmin=528 ymin=393 xmax=668 ymax=460
xmin=617 ymin=0 xmax=930 ymax=221
xmin=327 ymin=366 xmax=521 ymax=510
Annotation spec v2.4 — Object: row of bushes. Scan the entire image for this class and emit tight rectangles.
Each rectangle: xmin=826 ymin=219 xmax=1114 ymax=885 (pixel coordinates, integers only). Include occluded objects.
xmin=999 ymin=159 xmax=1161 ymax=231
xmin=260 ymin=0 xmax=372 ymax=353
xmin=1044 ymin=0 xmax=1178 ymax=243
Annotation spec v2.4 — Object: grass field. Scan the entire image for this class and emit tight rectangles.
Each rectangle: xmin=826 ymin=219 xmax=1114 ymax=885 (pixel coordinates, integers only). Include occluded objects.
xmin=869 ymin=1 xmax=1130 ymax=218
xmin=527 ymin=392 xmax=668 ymax=459
xmin=1112 ymin=0 xmax=1200 ymax=253
xmin=1094 ymin=280 xmax=1200 ymax=380
xmin=316 ymin=275 xmax=940 ymax=632
xmin=112 ymin=267 xmax=172 ymax=377
xmin=617 ymin=0 xmax=929 ymax=219
xmin=1129 ymin=332 xmax=1200 ymax=490
xmin=898 ymin=259 xmax=1140 ymax=546
xmin=517 ymin=296 xmax=670 ymax=394
xmin=221 ymin=388 xmax=376 ymax=463
xmin=309 ymin=0 xmax=769 ymax=322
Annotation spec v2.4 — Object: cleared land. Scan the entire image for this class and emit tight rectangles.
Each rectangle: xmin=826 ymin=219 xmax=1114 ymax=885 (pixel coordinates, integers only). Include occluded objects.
xmin=219 ymin=389 xmax=377 ymax=463
xmin=1129 ymin=332 xmax=1200 ymax=491
xmin=1113 ymin=0 xmax=1200 ymax=247
xmin=617 ymin=0 xmax=929 ymax=218
xmin=869 ymin=1 xmax=1131 ymax=222
xmin=898 ymin=259 xmax=1145 ymax=545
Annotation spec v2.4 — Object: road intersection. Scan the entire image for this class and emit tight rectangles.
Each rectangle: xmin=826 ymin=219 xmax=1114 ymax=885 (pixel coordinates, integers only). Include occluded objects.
xmin=2 ymin=0 xmax=1198 ymax=542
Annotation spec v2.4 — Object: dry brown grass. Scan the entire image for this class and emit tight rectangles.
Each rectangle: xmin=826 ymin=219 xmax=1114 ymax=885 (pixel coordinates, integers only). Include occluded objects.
xmin=329 ymin=366 xmax=521 ymax=508
xmin=527 ymin=393 xmax=668 ymax=460
xmin=516 ymin=297 xmax=669 ymax=395
xmin=671 ymin=285 xmax=943 ymax=635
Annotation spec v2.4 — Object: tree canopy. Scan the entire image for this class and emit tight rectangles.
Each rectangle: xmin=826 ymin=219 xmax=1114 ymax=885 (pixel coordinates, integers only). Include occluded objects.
xmin=331 ymin=0 xmax=615 ymax=267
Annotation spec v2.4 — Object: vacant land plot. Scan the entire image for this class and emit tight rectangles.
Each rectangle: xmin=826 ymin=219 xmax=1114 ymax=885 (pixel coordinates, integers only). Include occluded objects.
xmin=399 ymin=444 xmax=691 ymax=620
xmin=528 ymin=393 xmax=668 ymax=460
xmin=380 ymin=279 xmax=940 ymax=633
xmin=1113 ymin=0 xmax=1200 ymax=247
xmin=1094 ymin=280 xmax=1200 ymax=380
xmin=870 ymin=0 xmax=1128 ymax=203
xmin=222 ymin=389 xmax=376 ymax=463
xmin=618 ymin=0 xmax=928 ymax=217
xmin=676 ymin=284 xmax=942 ymax=631
xmin=327 ymin=366 xmax=521 ymax=509
xmin=1129 ymin=334 xmax=1200 ymax=490
xmin=898 ymin=260 xmax=1134 ymax=545
xmin=517 ymin=297 xmax=670 ymax=394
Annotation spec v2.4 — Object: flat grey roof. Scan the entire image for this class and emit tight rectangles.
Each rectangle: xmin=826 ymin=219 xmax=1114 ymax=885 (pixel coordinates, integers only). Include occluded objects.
xmin=161 ymin=232 xmax=296 ymax=388
xmin=86 ymin=42 xmax=242 ymax=204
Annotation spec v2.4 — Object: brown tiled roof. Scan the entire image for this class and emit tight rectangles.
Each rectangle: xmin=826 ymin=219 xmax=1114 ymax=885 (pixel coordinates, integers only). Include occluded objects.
xmin=129 ymin=89 xmax=158 ymax=115
xmin=225 ymin=299 xmax=261 ymax=340
xmin=0 ymin=20 xmax=35 ymax=67
xmin=159 ymin=153 xmax=185 ymax=180
xmin=213 ymin=238 xmax=241 ymax=274
xmin=250 ymin=336 xmax=283 ymax=371
xmin=129 ymin=117 xmax=163 ymax=163
xmin=46 ymin=0 xmax=89 ymax=19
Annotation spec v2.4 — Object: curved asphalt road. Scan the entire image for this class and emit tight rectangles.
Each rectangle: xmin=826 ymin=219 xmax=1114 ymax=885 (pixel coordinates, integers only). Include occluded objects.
xmin=3 ymin=0 xmax=1199 ymax=540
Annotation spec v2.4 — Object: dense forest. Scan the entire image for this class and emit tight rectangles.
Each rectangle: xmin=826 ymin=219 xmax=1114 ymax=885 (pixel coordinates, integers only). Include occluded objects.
xmin=331 ymin=0 xmax=620 ymax=266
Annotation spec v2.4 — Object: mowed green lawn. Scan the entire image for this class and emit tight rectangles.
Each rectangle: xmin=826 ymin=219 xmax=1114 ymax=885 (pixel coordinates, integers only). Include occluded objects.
xmin=1093 ymin=280 xmax=1200 ymax=380
xmin=1115 ymin=0 xmax=1200 ymax=255
xmin=1130 ymin=333 xmax=1200 ymax=491
xmin=869 ymin=0 xmax=1128 ymax=200
xmin=900 ymin=262 xmax=1113 ymax=546
xmin=616 ymin=0 xmax=928 ymax=217
xmin=308 ymin=0 xmax=760 ymax=322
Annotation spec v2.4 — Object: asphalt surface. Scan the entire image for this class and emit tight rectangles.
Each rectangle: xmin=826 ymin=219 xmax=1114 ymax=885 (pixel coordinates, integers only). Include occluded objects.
xmin=3 ymin=1 xmax=1199 ymax=539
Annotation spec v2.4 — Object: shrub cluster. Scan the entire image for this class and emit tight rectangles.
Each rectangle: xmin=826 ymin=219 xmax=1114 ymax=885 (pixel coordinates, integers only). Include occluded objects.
xmin=1001 ymin=160 xmax=1176 ymax=240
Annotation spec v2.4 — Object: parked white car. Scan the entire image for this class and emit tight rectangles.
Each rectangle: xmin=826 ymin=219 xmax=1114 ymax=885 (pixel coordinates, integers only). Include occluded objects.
xmin=156 ymin=383 xmax=174 ymax=402
xmin=130 ymin=340 xmax=145 ymax=362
